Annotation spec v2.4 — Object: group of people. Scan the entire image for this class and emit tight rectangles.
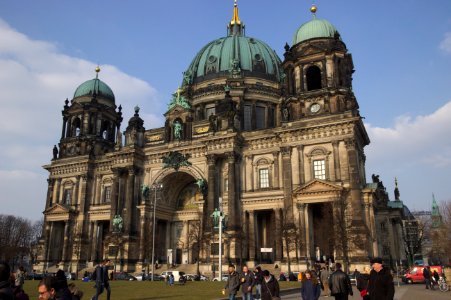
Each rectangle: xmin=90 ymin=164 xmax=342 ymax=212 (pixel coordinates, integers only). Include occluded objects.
xmin=223 ymin=264 xmax=279 ymax=300
xmin=0 ymin=262 xmax=29 ymax=300
xmin=423 ymin=265 xmax=442 ymax=290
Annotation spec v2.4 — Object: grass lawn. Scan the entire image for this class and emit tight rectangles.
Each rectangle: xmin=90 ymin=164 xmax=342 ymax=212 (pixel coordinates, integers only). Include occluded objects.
xmin=24 ymin=280 xmax=300 ymax=300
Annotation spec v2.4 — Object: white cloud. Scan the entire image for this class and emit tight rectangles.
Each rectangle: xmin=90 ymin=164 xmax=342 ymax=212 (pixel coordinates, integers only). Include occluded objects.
xmin=439 ymin=32 xmax=451 ymax=54
xmin=0 ymin=19 xmax=164 ymax=220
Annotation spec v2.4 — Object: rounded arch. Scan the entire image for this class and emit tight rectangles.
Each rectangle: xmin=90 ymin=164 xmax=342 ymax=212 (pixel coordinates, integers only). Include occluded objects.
xmin=306 ymin=65 xmax=322 ymax=91
xmin=307 ymin=146 xmax=330 ymax=157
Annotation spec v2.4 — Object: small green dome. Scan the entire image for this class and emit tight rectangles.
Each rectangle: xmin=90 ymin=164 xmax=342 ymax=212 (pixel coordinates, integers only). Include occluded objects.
xmin=293 ymin=18 xmax=339 ymax=45
xmin=73 ymin=78 xmax=115 ymax=102
xmin=184 ymin=35 xmax=283 ymax=84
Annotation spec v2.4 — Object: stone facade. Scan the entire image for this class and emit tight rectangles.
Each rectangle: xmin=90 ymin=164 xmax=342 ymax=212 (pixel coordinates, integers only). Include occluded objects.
xmin=36 ymin=4 xmax=408 ymax=274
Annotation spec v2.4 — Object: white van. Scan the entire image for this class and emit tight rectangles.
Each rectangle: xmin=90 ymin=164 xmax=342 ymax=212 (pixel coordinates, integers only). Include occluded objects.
xmin=160 ymin=271 xmax=186 ymax=282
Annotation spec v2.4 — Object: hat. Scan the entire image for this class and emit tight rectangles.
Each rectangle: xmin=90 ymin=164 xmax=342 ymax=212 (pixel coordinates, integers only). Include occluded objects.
xmin=370 ymin=257 xmax=383 ymax=264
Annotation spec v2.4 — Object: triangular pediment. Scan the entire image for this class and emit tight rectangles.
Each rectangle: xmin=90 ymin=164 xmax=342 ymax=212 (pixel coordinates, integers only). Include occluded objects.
xmin=293 ymin=179 xmax=343 ymax=196
xmin=164 ymin=104 xmax=191 ymax=116
xmin=44 ymin=203 xmax=71 ymax=215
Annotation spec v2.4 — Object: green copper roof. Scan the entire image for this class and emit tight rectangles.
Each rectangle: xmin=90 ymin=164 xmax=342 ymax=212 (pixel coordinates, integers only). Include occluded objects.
xmin=293 ymin=18 xmax=339 ymax=45
xmin=183 ymin=35 xmax=284 ymax=84
xmin=73 ymin=78 xmax=115 ymax=102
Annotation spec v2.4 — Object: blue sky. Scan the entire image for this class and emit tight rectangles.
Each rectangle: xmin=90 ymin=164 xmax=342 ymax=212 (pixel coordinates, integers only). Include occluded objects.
xmin=0 ymin=0 xmax=450 ymax=220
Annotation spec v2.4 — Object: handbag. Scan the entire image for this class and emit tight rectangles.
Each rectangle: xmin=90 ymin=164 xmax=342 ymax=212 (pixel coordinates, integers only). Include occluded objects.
xmin=360 ymin=289 xmax=368 ymax=297
xmin=263 ymin=279 xmax=281 ymax=300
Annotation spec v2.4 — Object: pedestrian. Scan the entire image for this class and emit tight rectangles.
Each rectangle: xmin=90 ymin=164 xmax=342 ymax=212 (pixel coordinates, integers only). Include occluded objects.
xmin=261 ymin=270 xmax=279 ymax=300
xmin=38 ymin=277 xmax=57 ymax=300
xmin=68 ymin=283 xmax=83 ymax=300
xmin=328 ymin=263 xmax=353 ymax=300
xmin=253 ymin=266 xmax=263 ymax=300
xmin=432 ymin=270 xmax=440 ymax=288
xmin=423 ymin=266 xmax=432 ymax=290
xmin=14 ymin=267 xmax=25 ymax=291
xmin=320 ymin=267 xmax=331 ymax=297
xmin=356 ymin=266 xmax=370 ymax=300
xmin=0 ymin=262 xmax=14 ymax=300
xmin=55 ymin=270 xmax=72 ymax=300
xmin=90 ymin=259 xmax=111 ymax=300
xmin=223 ymin=265 xmax=240 ymax=300
xmin=367 ymin=257 xmax=394 ymax=300
xmin=168 ymin=274 xmax=174 ymax=286
xmin=300 ymin=270 xmax=321 ymax=300
xmin=353 ymin=268 xmax=360 ymax=281
xmin=240 ymin=266 xmax=254 ymax=300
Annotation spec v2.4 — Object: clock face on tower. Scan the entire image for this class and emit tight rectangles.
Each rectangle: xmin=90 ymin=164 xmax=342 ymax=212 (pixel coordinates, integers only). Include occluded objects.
xmin=310 ymin=103 xmax=321 ymax=113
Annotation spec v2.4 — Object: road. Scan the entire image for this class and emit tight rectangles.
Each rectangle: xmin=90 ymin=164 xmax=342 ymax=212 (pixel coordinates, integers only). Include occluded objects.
xmin=281 ymin=284 xmax=450 ymax=299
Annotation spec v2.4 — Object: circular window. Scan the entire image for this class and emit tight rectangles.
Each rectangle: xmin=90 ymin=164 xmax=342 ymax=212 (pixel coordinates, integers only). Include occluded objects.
xmin=254 ymin=54 xmax=262 ymax=61
xmin=208 ymin=55 xmax=217 ymax=63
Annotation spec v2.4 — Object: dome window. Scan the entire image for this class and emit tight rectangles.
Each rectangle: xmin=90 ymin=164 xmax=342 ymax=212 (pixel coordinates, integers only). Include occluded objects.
xmin=306 ymin=65 xmax=322 ymax=91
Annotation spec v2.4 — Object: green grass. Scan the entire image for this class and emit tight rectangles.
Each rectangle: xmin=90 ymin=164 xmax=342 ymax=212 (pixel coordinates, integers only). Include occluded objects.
xmin=24 ymin=280 xmax=300 ymax=300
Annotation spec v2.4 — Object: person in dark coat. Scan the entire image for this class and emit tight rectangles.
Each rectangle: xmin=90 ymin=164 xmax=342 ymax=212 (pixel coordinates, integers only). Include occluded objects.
xmin=223 ymin=265 xmax=240 ymax=300
xmin=328 ymin=263 xmax=353 ymax=300
xmin=240 ymin=266 xmax=254 ymax=300
xmin=261 ymin=270 xmax=279 ymax=300
xmin=38 ymin=277 xmax=57 ymax=300
xmin=90 ymin=259 xmax=111 ymax=300
xmin=300 ymin=270 xmax=321 ymax=300
xmin=55 ymin=270 xmax=72 ymax=300
xmin=253 ymin=266 xmax=263 ymax=300
xmin=68 ymin=283 xmax=83 ymax=300
xmin=367 ymin=258 xmax=394 ymax=300
xmin=423 ymin=266 xmax=433 ymax=290
xmin=356 ymin=266 xmax=371 ymax=300
xmin=0 ymin=262 xmax=14 ymax=300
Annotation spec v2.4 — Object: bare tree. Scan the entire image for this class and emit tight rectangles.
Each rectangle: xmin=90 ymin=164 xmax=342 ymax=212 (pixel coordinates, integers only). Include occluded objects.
xmin=429 ymin=200 xmax=451 ymax=265
xmin=188 ymin=218 xmax=203 ymax=276
xmin=402 ymin=215 xmax=429 ymax=266
xmin=280 ymin=206 xmax=300 ymax=274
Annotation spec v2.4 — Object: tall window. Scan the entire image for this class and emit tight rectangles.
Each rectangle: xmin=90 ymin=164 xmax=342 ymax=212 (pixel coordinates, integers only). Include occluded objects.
xmin=243 ymin=105 xmax=252 ymax=131
xmin=64 ymin=189 xmax=72 ymax=205
xmin=313 ymin=159 xmax=326 ymax=180
xmin=256 ymin=106 xmax=265 ymax=129
xmin=206 ymin=106 xmax=215 ymax=119
xmin=259 ymin=168 xmax=269 ymax=188
xmin=306 ymin=65 xmax=322 ymax=91
xmin=103 ymin=186 xmax=111 ymax=203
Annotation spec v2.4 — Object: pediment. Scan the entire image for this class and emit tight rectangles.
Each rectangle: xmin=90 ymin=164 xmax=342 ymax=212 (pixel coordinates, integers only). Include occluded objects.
xmin=44 ymin=203 xmax=71 ymax=215
xmin=164 ymin=104 xmax=191 ymax=116
xmin=293 ymin=179 xmax=343 ymax=196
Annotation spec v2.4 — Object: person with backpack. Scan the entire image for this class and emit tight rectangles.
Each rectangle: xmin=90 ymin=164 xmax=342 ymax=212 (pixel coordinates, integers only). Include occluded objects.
xmin=90 ymin=259 xmax=111 ymax=300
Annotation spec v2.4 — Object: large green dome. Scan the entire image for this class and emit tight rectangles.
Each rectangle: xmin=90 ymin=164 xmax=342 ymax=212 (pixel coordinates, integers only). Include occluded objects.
xmin=293 ymin=18 xmax=340 ymax=45
xmin=73 ymin=78 xmax=115 ymax=102
xmin=184 ymin=35 xmax=283 ymax=84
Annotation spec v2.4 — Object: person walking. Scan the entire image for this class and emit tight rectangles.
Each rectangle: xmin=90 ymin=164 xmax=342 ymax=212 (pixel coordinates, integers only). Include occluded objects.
xmin=328 ymin=263 xmax=353 ymax=300
xmin=240 ymin=266 xmax=254 ymax=300
xmin=261 ymin=270 xmax=279 ymax=300
xmin=320 ymin=267 xmax=331 ymax=297
xmin=223 ymin=265 xmax=240 ymax=300
xmin=90 ymin=259 xmax=111 ymax=300
xmin=423 ymin=266 xmax=432 ymax=290
xmin=367 ymin=258 xmax=394 ymax=300
xmin=253 ymin=266 xmax=263 ymax=300
xmin=14 ymin=267 xmax=25 ymax=291
xmin=356 ymin=266 xmax=371 ymax=300
xmin=0 ymin=262 xmax=14 ymax=300
xmin=300 ymin=270 xmax=321 ymax=300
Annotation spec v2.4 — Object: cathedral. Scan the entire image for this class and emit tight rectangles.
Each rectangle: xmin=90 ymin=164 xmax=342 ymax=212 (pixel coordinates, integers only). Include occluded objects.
xmin=37 ymin=3 xmax=408 ymax=274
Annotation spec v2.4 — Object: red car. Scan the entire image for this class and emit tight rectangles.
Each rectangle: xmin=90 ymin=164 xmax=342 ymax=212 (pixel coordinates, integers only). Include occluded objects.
xmin=403 ymin=265 xmax=443 ymax=284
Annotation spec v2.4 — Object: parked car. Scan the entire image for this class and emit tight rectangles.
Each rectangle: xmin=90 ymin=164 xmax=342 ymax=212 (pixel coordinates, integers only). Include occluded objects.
xmin=160 ymin=271 xmax=186 ymax=282
xmin=212 ymin=274 xmax=229 ymax=281
xmin=185 ymin=274 xmax=209 ymax=281
xmin=403 ymin=265 xmax=443 ymax=284
xmin=113 ymin=272 xmax=137 ymax=281
xmin=26 ymin=273 xmax=45 ymax=280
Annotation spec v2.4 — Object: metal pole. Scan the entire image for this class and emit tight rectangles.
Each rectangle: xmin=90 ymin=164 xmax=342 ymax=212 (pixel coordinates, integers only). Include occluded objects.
xmin=219 ymin=197 xmax=223 ymax=282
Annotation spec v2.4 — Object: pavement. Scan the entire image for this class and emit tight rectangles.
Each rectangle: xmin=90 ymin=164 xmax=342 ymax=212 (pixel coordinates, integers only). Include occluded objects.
xmin=281 ymin=284 xmax=450 ymax=299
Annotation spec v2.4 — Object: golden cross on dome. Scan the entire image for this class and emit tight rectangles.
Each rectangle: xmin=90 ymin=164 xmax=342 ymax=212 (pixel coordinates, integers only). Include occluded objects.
xmin=230 ymin=0 xmax=241 ymax=25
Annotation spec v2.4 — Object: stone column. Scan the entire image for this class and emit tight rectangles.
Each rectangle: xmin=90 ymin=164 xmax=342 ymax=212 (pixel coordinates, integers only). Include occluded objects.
xmin=297 ymin=203 xmax=307 ymax=257
xmin=298 ymin=145 xmax=305 ymax=185
xmin=52 ymin=179 xmax=61 ymax=204
xmin=93 ymin=176 xmax=100 ymax=205
xmin=227 ymin=152 xmax=238 ymax=229
xmin=78 ymin=176 xmax=88 ymax=213
xmin=46 ymin=179 xmax=53 ymax=208
xmin=110 ymin=168 xmax=120 ymax=232
xmin=138 ymin=213 xmax=146 ymax=262
xmin=344 ymin=139 xmax=365 ymax=223
xmin=62 ymin=221 xmax=69 ymax=262
xmin=332 ymin=141 xmax=341 ymax=181
xmin=90 ymin=221 xmax=98 ymax=262
xmin=272 ymin=151 xmax=280 ymax=189
xmin=245 ymin=155 xmax=253 ymax=192
xmin=206 ymin=155 xmax=216 ymax=231
xmin=124 ymin=168 xmax=135 ymax=235
xmin=242 ymin=211 xmax=248 ymax=260
xmin=61 ymin=117 xmax=67 ymax=139
xmin=281 ymin=147 xmax=293 ymax=219
xmin=274 ymin=209 xmax=282 ymax=261
xmin=73 ymin=176 xmax=80 ymax=206
xmin=46 ymin=223 xmax=53 ymax=263
xmin=248 ymin=210 xmax=256 ymax=261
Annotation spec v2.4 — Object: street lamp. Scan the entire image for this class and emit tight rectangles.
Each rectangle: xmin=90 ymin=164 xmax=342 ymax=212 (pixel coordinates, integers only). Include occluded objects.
xmin=211 ymin=197 xmax=225 ymax=281
xmin=151 ymin=183 xmax=163 ymax=281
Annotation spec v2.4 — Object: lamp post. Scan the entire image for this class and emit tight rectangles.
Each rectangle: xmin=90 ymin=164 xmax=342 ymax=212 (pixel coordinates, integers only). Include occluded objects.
xmin=151 ymin=183 xmax=163 ymax=281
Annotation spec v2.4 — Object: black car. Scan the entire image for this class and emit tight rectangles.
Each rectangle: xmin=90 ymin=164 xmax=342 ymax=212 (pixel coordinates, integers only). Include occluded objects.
xmin=26 ymin=273 xmax=45 ymax=280
xmin=113 ymin=272 xmax=137 ymax=281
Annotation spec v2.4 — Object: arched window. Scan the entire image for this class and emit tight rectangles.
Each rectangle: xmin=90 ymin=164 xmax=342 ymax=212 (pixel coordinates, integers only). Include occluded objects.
xmin=306 ymin=65 xmax=322 ymax=91
xmin=72 ymin=118 xmax=81 ymax=137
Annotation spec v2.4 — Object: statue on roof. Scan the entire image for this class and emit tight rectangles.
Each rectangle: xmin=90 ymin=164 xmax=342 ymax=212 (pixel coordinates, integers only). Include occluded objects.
xmin=112 ymin=215 xmax=123 ymax=233
xmin=173 ymin=120 xmax=183 ymax=140
xmin=168 ymin=88 xmax=191 ymax=111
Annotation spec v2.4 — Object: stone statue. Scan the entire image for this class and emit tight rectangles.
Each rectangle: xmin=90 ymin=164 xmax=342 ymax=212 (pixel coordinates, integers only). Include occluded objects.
xmin=230 ymin=58 xmax=241 ymax=77
xmin=173 ymin=121 xmax=182 ymax=140
xmin=112 ymin=215 xmax=123 ymax=233
xmin=52 ymin=145 xmax=58 ymax=160
xmin=281 ymin=102 xmax=290 ymax=121
xmin=141 ymin=184 xmax=150 ymax=200
xmin=195 ymin=178 xmax=208 ymax=196
xmin=211 ymin=208 xmax=221 ymax=228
